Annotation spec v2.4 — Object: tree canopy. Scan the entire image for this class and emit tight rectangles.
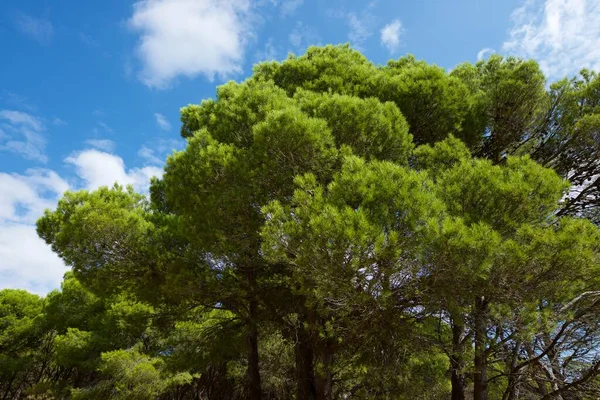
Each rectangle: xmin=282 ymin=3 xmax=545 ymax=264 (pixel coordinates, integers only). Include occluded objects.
xmin=2 ymin=44 xmax=600 ymax=400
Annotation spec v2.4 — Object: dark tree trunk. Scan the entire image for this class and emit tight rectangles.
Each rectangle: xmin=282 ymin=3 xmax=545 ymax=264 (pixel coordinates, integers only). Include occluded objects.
xmin=246 ymin=300 xmax=262 ymax=400
xmin=246 ymin=266 xmax=262 ymax=400
xmin=503 ymin=341 xmax=522 ymax=400
xmin=473 ymin=297 xmax=489 ymax=400
xmin=451 ymin=319 xmax=467 ymax=400
xmin=316 ymin=340 xmax=334 ymax=400
xmin=296 ymin=306 xmax=317 ymax=400
xmin=2 ymin=371 xmax=17 ymax=400
xmin=451 ymin=363 xmax=466 ymax=400
xmin=504 ymin=379 xmax=520 ymax=400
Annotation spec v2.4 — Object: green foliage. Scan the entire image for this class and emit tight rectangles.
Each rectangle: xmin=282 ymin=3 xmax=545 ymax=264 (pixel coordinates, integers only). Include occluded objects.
xmin=72 ymin=348 xmax=193 ymax=400
xmin=13 ymin=45 xmax=600 ymax=400
xmin=436 ymin=156 xmax=568 ymax=233
xmin=0 ymin=290 xmax=50 ymax=399
xmin=254 ymin=44 xmax=375 ymax=96
xmin=294 ymin=89 xmax=413 ymax=163
xmin=412 ymin=134 xmax=472 ymax=174
xmin=53 ymin=328 xmax=95 ymax=368
xmin=0 ymin=289 xmax=44 ymax=350
xmin=165 ymin=309 xmax=242 ymax=372
xmin=37 ymin=185 xmax=154 ymax=296
xmin=378 ymin=55 xmax=473 ymax=146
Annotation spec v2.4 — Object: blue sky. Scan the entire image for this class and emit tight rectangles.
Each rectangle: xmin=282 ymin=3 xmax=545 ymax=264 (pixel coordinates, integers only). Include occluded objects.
xmin=1 ymin=0 xmax=599 ymax=295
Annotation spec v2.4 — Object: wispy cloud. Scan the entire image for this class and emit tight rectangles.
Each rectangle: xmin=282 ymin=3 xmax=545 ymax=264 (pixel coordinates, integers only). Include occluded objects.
xmin=347 ymin=13 xmax=374 ymax=50
xmin=128 ymin=0 xmax=254 ymax=89
xmin=52 ymin=117 xmax=67 ymax=126
xmin=85 ymin=138 xmax=115 ymax=152
xmin=1 ymin=92 xmax=37 ymax=112
xmin=503 ymin=0 xmax=600 ymax=79
xmin=380 ymin=19 xmax=403 ymax=53
xmin=79 ymin=32 xmax=98 ymax=47
xmin=0 ymin=110 xmax=47 ymax=162
xmin=477 ymin=47 xmax=495 ymax=61
xmin=138 ymin=145 xmax=163 ymax=165
xmin=138 ymin=138 xmax=184 ymax=166
xmin=328 ymin=3 xmax=377 ymax=51
xmin=255 ymin=38 xmax=278 ymax=62
xmin=280 ymin=0 xmax=304 ymax=17
xmin=154 ymin=112 xmax=172 ymax=131
xmin=93 ymin=121 xmax=114 ymax=135
xmin=289 ymin=21 xmax=321 ymax=51
xmin=14 ymin=13 xmax=53 ymax=45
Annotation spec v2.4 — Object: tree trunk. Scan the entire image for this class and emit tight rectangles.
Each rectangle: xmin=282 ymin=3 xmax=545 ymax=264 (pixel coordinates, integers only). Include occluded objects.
xmin=450 ymin=319 xmax=466 ymax=400
xmin=473 ymin=297 xmax=489 ymax=400
xmin=246 ymin=289 xmax=262 ymax=400
xmin=296 ymin=306 xmax=317 ymax=400
xmin=2 ymin=371 xmax=17 ymax=400
xmin=316 ymin=339 xmax=334 ymax=400
xmin=503 ymin=341 xmax=522 ymax=400
xmin=246 ymin=270 xmax=262 ymax=400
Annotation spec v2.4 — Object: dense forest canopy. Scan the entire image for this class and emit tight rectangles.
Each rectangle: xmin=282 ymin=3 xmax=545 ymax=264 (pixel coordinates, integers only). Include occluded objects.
xmin=2 ymin=45 xmax=600 ymax=399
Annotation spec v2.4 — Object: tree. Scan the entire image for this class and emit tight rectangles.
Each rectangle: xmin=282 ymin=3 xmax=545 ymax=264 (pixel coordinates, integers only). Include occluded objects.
xmin=0 ymin=290 xmax=50 ymax=399
xmin=531 ymin=70 xmax=600 ymax=219
xmin=261 ymin=135 xmax=600 ymax=399
xmin=414 ymin=140 xmax=600 ymax=399
xmin=29 ymin=44 xmax=600 ymax=400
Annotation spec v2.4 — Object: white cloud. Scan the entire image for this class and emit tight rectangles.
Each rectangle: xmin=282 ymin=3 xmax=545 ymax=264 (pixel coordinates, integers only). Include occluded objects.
xmin=0 ymin=169 xmax=70 ymax=295
xmin=289 ymin=21 xmax=321 ymax=51
xmin=14 ymin=13 xmax=53 ymax=45
xmin=380 ymin=19 xmax=403 ymax=53
xmin=65 ymin=149 xmax=163 ymax=192
xmin=0 ymin=110 xmax=47 ymax=162
xmin=503 ymin=0 xmax=600 ymax=79
xmin=477 ymin=47 xmax=495 ymax=61
xmin=128 ymin=0 xmax=253 ymax=88
xmin=86 ymin=138 xmax=116 ymax=152
xmin=0 ymin=169 xmax=69 ymax=225
xmin=0 ymin=224 xmax=69 ymax=295
xmin=154 ymin=112 xmax=172 ymax=131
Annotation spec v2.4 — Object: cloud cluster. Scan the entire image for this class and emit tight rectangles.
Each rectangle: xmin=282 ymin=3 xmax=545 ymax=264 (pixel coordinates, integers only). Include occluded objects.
xmin=0 ymin=110 xmax=48 ymax=162
xmin=380 ymin=19 xmax=403 ymax=53
xmin=503 ymin=0 xmax=600 ymax=79
xmin=65 ymin=149 xmax=163 ymax=192
xmin=0 ymin=169 xmax=69 ymax=295
xmin=128 ymin=0 xmax=253 ymax=88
